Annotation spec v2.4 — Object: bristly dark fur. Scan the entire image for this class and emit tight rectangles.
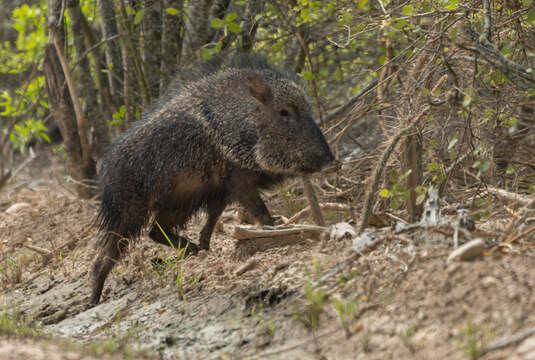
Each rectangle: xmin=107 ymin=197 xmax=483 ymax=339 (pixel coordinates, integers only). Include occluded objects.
xmin=90 ymin=52 xmax=334 ymax=305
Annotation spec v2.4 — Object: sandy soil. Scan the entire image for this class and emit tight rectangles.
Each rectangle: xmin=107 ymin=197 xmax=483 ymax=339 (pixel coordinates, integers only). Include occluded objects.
xmin=1 ymin=150 xmax=535 ymax=360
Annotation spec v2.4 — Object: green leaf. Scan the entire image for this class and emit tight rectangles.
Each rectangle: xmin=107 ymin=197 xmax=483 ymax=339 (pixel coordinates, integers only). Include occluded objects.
xmin=448 ymin=137 xmax=458 ymax=150
xmin=210 ymin=18 xmax=226 ymax=29
xmin=302 ymin=71 xmax=315 ymax=80
xmin=358 ymin=0 xmax=368 ymax=8
xmin=427 ymin=162 xmax=439 ymax=172
xmin=225 ymin=12 xmax=238 ymax=22
xmin=522 ymin=0 xmax=532 ymax=7
xmin=134 ymin=9 xmax=145 ymax=25
xmin=227 ymin=22 xmax=242 ymax=33
xmin=402 ymin=5 xmax=413 ymax=15
xmin=201 ymin=47 xmax=215 ymax=61
xmin=528 ymin=10 xmax=535 ymax=22
xmin=444 ymin=0 xmax=460 ymax=10
xmin=41 ymin=132 xmax=50 ymax=143
xmin=166 ymin=7 xmax=179 ymax=15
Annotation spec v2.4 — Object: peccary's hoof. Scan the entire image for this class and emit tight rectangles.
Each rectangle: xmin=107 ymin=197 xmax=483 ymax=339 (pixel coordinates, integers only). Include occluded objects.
xmin=183 ymin=242 xmax=199 ymax=256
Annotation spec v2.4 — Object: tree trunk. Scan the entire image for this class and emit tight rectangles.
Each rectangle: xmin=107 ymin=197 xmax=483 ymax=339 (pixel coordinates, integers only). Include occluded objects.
xmin=142 ymin=0 xmax=161 ymax=101
xmin=45 ymin=0 xmax=95 ymax=198
xmin=80 ymin=16 xmax=116 ymax=123
xmin=208 ymin=0 xmax=230 ymax=44
xmin=181 ymin=0 xmax=214 ymax=64
xmin=240 ymin=0 xmax=263 ymax=52
xmin=67 ymin=0 xmax=110 ymax=158
xmin=160 ymin=0 xmax=184 ymax=91
xmin=96 ymin=0 xmax=123 ymax=107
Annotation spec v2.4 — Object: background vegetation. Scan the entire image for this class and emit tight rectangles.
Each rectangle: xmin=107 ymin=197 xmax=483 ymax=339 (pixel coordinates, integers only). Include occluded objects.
xmin=1 ymin=0 xmax=534 ymax=222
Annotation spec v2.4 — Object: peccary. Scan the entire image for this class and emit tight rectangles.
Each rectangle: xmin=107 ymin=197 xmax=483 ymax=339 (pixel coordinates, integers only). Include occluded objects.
xmin=90 ymin=53 xmax=334 ymax=305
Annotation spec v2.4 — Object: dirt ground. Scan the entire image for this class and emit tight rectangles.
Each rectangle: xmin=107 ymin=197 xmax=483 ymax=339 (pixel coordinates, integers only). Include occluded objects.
xmin=1 ymin=150 xmax=535 ymax=360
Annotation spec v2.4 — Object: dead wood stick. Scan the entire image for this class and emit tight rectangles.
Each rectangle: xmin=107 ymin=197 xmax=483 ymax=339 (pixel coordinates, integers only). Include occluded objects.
xmin=480 ymin=326 xmax=535 ymax=356
xmin=233 ymin=225 xmax=328 ymax=240
xmin=487 ymin=186 xmax=531 ymax=206
xmin=51 ymin=30 xmax=93 ymax=170
xmin=301 ymin=176 xmax=325 ymax=226
xmin=287 ymin=203 xmax=352 ymax=224
xmin=358 ymin=105 xmax=431 ymax=234
xmin=235 ymin=259 xmax=258 ymax=276
xmin=23 ymin=244 xmax=52 ymax=256
xmin=499 ymin=224 xmax=535 ymax=249
xmin=499 ymin=196 xmax=535 ymax=243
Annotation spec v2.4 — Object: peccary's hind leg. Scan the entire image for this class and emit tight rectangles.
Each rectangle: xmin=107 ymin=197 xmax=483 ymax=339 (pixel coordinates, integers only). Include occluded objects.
xmin=90 ymin=234 xmax=128 ymax=305
xmin=199 ymin=197 xmax=228 ymax=250
xmin=149 ymin=209 xmax=199 ymax=254
xmin=235 ymin=189 xmax=273 ymax=226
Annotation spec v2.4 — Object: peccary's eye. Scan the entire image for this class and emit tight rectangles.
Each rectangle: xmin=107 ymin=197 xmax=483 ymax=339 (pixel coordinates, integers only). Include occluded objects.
xmin=280 ymin=109 xmax=289 ymax=117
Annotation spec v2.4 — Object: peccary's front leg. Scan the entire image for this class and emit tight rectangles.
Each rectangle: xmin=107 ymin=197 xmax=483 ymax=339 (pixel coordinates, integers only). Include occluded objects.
xmin=235 ymin=189 xmax=273 ymax=226
xmin=199 ymin=198 xmax=228 ymax=250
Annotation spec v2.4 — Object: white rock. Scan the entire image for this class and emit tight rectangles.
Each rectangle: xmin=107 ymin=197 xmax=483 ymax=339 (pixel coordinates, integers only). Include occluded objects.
xmin=352 ymin=231 xmax=377 ymax=251
xmin=447 ymin=238 xmax=485 ymax=263
xmin=330 ymin=222 xmax=356 ymax=241
xmin=5 ymin=202 xmax=31 ymax=214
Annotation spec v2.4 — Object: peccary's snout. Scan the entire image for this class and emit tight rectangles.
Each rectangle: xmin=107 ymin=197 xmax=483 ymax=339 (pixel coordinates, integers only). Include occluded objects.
xmin=301 ymin=118 xmax=335 ymax=173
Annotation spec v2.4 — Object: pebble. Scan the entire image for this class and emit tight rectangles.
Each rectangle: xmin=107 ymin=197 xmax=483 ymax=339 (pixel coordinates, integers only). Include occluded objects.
xmin=447 ymin=238 xmax=485 ymax=264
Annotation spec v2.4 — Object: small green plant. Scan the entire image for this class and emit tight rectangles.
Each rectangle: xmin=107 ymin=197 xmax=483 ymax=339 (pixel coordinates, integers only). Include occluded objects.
xmin=399 ymin=323 xmax=416 ymax=353
xmin=89 ymin=312 xmax=145 ymax=357
xmin=360 ymin=331 xmax=371 ymax=352
xmin=295 ymin=283 xmax=325 ymax=330
xmin=0 ymin=310 xmax=40 ymax=338
xmin=151 ymin=222 xmax=191 ymax=300
xmin=250 ymin=307 xmax=277 ymax=339
xmin=380 ymin=171 xmax=427 ymax=210
xmin=0 ymin=256 xmax=23 ymax=285
xmin=278 ymin=185 xmax=305 ymax=218
xmin=332 ymin=296 xmax=359 ymax=338
xmin=295 ymin=259 xmax=326 ymax=330
xmin=457 ymin=319 xmax=481 ymax=360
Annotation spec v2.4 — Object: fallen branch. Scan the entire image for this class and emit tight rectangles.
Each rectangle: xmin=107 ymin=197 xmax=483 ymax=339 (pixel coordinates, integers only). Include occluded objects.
xmin=499 ymin=196 xmax=535 ymax=244
xmin=23 ymin=244 xmax=53 ymax=256
xmin=480 ymin=326 xmax=535 ymax=356
xmin=233 ymin=225 xmax=327 ymax=240
xmin=235 ymin=259 xmax=258 ymax=276
xmin=487 ymin=187 xmax=531 ymax=206
xmin=458 ymin=20 xmax=535 ymax=88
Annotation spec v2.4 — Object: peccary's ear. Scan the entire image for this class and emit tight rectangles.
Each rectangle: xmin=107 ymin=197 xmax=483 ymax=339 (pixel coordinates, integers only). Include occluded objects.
xmin=245 ymin=76 xmax=273 ymax=104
